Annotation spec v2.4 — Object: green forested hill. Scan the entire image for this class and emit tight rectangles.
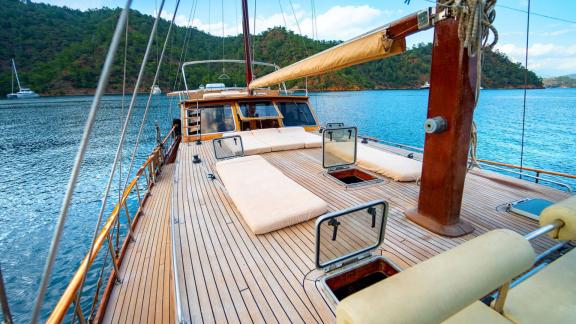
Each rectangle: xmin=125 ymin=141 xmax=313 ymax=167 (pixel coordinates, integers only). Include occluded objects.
xmin=0 ymin=0 xmax=542 ymax=96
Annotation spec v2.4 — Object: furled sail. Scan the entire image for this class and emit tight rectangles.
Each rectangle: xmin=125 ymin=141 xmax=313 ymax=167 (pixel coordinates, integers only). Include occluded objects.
xmin=248 ymin=28 xmax=406 ymax=89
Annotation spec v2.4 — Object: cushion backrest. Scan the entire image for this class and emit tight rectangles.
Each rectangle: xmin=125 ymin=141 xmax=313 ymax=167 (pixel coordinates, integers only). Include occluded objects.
xmin=336 ymin=229 xmax=535 ymax=324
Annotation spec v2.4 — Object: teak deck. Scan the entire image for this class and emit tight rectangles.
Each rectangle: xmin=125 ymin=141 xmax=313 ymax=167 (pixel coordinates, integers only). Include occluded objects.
xmin=103 ymin=164 xmax=175 ymax=324
xmin=103 ymin=141 xmax=571 ymax=323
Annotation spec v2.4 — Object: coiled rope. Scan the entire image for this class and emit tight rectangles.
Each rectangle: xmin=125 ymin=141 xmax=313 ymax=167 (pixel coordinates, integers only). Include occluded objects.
xmin=442 ymin=0 xmax=498 ymax=170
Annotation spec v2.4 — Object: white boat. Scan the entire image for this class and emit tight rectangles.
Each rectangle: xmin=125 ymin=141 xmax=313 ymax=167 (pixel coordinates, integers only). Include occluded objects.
xmin=6 ymin=58 xmax=39 ymax=99
xmin=151 ymin=84 xmax=162 ymax=95
xmin=420 ymin=81 xmax=430 ymax=89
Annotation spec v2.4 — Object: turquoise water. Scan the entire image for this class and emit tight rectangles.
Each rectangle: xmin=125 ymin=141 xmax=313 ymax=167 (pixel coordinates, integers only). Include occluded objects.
xmin=0 ymin=89 xmax=575 ymax=322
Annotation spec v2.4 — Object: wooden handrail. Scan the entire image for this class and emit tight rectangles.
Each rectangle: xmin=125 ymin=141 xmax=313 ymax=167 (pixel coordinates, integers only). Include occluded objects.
xmin=47 ymin=147 xmax=159 ymax=323
xmin=477 ymin=159 xmax=576 ymax=180
xmin=160 ymin=125 xmax=176 ymax=146
xmin=360 ymin=135 xmax=575 ymax=182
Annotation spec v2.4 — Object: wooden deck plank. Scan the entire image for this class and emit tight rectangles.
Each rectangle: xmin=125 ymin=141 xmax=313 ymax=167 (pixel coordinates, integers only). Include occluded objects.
xmin=104 ymin=137 xmax=571 ymax=324
xmin=103 ymin=164 xmax=174 ymax=323
xmin=170 ymin=141 xmax=569 ymax=323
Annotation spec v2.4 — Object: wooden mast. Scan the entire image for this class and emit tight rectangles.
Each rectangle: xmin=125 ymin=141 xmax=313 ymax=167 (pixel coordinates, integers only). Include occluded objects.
xmin=241 ymin=0 xmax=254 ymax=87
xmin=405 ymin=9 xmax=477 ymax=237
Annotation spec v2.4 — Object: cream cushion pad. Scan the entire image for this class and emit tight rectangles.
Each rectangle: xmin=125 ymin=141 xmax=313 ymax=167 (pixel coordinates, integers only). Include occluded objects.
xmin=278 ymin=127 xmax=322 ymax=148
xmin=251 ymin=128 xmax=305 ymax=151
xmin=540 ymin=195 xmax=576 ymax=240
xmin=227 ymin=131 xmax=271 ymax=155
xmin=443 ymin=301 xmax=511 ymax=324
xmin=216 ymin=155 xmax=328 ymax=234
xmin=503 ymin=248 xmax=576 ymax=324
xmin=336 ymin=229 xmax=534 ymax=324
xmin=356 ymin=144 xmax=422 ymax=182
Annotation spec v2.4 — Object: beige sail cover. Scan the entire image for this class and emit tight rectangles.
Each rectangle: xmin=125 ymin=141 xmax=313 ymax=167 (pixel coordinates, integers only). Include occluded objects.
xmin=249 ymin=29 xmax=406 ymax=89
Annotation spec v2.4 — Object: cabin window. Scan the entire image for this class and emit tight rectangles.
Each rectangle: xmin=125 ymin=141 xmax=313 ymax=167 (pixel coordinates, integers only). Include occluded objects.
xmin=199 ymin=104 xmax=235 ymax=134
xmin=278 ymin=102 xmax=316 ymax=126
xmin=238 ymin=101 xmax=280 ymax=119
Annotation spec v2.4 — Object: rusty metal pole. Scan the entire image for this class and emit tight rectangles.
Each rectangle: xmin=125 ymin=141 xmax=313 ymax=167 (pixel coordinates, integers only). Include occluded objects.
xmin=405 ymin=16 xmax=477 ymax=237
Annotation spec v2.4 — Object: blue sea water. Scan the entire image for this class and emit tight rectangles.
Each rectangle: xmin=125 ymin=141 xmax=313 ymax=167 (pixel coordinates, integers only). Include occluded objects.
xmin=0 ymin=89 xmax=575 ymax=322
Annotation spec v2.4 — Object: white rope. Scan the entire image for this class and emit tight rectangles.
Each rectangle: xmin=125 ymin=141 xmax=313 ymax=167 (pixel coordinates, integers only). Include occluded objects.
xmin=30 ymin=3 xmax=133 ymax=323
xmin=71 ymin=0 xmax=167 ymax=313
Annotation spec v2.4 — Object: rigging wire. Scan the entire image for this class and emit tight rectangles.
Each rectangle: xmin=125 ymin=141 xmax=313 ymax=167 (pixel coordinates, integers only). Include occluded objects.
xmin=250 ymin=0 xmax=257 ymax=78
xmin=421 ymin=0 xmax=575 ymax=25
xmin=118 ymin=11 xmax=130 ymax=249
xmin=171 ymin=0 xmax=198 ymax=91
xmin=30 ymin=2 xmax=133 ymax=323
xmin=123 ymin=0 xmax=181 ymax=191
xmin=278 ymin=0 xmax=289 ymax=28
xmin=520 ymin=0 xmax=531 ymax=175
xmin=235 ymin=0 xmax=239 ymax=35
xmin=287 ymin=0 xmax=309 ymax=55
xmin=496 ymin=3 xmax=575 ymax=24
xmin=169 ymin=0 xmax=198 ymax=120
xmin=310 ymin=0 xmax=317 ymax=40
xmin=221 ymin=0 xmax=227 ymax=78
xmin=70 ymin=0 xmax=169 ymax=316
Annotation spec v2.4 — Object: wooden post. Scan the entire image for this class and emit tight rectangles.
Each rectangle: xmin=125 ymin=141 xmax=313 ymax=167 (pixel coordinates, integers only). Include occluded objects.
xmin=405 ymin=17 xmax=477 ymax=237
xmin=241 ymin=0 xmax=254 ymax=87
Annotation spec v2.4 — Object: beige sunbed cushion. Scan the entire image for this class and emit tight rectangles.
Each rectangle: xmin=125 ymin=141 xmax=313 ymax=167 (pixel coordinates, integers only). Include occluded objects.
xmin=540 ymin=195 xmax=576 ymax=240
xmin=227 ymin=131 xmax=271 ymax=155
xmin=278 ymin=127 xmax=322 ymax=148
xmin=503 ymin=248 xmax=576 ymax=324
xmin=216 ymin=155 xmax=328 ymax=234
xmin=336 ymin=229 xmax=534 ymax=324
xmin=252 ymin=128 xmax=305 ymax=151
xmin=356 ymin=144 xmax=422 ymax=182
xmin=443 ymin=301 xmax=511 ymax=324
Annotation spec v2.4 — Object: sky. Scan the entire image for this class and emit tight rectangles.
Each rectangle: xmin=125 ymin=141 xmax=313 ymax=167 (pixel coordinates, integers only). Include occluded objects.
xmin=35 ymin=0 xmax=576 ymax=77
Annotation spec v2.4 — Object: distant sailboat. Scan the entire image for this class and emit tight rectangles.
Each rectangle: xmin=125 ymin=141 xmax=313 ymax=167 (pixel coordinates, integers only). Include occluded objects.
xmin=6 ymin=58 xmax=39 ymax=99
xmin=151 ymin=84 xmax=162 ymax=95
xmin=420 ymin=81 xmax=430 ymax=89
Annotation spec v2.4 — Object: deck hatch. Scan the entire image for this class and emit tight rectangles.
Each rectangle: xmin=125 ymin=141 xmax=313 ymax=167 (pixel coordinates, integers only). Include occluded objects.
xmin=325 ymin=122 xmax=345 ymax=129
xmin=315 ymin=200 xmax=388 ymax=269
xmin=322 ymin=126 xmax=357 ymax=169
xmin=212 ymin=135 xmax=244 ymax=160
xmin=507 ymin=198 xmax=553 ymax=220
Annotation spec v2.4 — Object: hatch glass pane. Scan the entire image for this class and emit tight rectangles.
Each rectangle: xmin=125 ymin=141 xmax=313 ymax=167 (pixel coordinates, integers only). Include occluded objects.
xmin=200 ymin=104 xmax=235 ymax=134
xmin=316 ymin=201 xmax=388 ymax=269
xmin=238 ymin=101 xmax=279 ymax=119
xmin=277 ymin=101 xmax=316 ymax=126
xmin=213 ymin=136 xmax=244 ymax=160
xmin=323 ymin=126 xmax=357 ymax=169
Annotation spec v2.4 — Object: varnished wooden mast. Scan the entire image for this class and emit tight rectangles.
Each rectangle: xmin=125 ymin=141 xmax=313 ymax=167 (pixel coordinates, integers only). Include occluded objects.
xmin=405 ymin=11 xmax=477 ymax=237
xmin=241 ymin=0 xmax=254 ymax=87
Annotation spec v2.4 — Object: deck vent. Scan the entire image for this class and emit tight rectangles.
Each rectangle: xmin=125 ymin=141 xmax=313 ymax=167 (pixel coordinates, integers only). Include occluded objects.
xmin=316 ymin=200 xmax=400 ymax=303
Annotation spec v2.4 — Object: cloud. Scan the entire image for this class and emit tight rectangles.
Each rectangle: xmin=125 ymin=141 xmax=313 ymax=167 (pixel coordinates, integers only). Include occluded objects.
xmin=495 ymin=42 xmax=576 ymax=74
xmin=302 ymin=5 xmax=384 ymax=40
xmin=164 ymin=4 xmax=386 ymax=41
